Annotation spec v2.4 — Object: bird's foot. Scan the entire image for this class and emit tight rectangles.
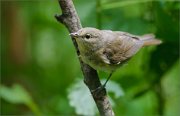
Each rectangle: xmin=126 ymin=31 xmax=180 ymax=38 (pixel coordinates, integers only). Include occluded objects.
xmin=90 ymin=84 xmax=106 ymax=96
xmin=90 ymin=73 xmax=113 ymax=96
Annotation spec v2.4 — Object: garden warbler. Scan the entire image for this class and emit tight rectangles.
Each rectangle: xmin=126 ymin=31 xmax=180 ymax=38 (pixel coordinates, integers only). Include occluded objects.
xmin=70 ymin=27 xmax=162 ymax=90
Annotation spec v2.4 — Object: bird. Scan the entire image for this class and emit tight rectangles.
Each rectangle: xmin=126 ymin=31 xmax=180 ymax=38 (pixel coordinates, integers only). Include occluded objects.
xmin=70 ymin=27 xmax=162 ymax=91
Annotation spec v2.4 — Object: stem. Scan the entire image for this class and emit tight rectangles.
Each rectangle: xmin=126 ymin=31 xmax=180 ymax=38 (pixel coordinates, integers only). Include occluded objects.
xmin=154 ymin=83 xmax=165 ymax=115
xmin=55 ymin=0 xmax=114 ymax=115
xmin=96 ymin=0 xmax=102 ymax=29
xmin=101 ymin=0 xmax=172 ymax=10
xmin=27 ymin=101 xmax=42 ymax=116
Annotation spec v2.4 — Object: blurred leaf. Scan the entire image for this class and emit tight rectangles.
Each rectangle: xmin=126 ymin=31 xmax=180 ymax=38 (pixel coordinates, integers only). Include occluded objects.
xmin=0 ymin=84 xmax=41 ymax=116
xmin=102 ymin=79 xmax=124 ymax=98
xmin=75 ymin=0 xmax=96 ymax=27
xmin=67 ymin=79 xmax=97 ymax=115
xmin=67 ymin=78 xmax=124 ymax=115
xmin=35 ymin=29 xmax=57 ymax=67
xmin=101 ymin=0 xmax=142 ymax=10
xmin=0 ymin=84 xmax=32 ymax=104
xmin=101 ymin=0 xmax=167 ymax=10
xmin=162 ymin=60 xmax=180 ymax=116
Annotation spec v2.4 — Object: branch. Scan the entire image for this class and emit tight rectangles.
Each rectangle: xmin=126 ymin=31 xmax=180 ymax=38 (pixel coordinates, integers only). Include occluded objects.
xmin=55 ymin=0 xmax=114 ymax=115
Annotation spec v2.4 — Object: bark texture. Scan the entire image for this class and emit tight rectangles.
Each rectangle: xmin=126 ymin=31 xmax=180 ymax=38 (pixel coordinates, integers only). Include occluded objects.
xmin=55 ymin=0 xmax=114 ymax=115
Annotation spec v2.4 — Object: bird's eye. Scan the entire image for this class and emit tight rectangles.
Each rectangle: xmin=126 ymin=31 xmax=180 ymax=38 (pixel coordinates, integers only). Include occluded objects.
xmin=85 ymin=34 xmax=91 ymax=39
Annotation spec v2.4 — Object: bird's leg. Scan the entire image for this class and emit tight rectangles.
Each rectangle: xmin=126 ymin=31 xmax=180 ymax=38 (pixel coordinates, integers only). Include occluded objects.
xmin=91 ymin=72 xmax=113 ymax=94
xmin=102 ymin=72 xmax=113 ymax=88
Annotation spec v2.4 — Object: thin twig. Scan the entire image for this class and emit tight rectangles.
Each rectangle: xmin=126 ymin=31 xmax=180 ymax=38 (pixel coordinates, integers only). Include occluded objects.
xmin=55 ymin=0 xmax=114 ymax=115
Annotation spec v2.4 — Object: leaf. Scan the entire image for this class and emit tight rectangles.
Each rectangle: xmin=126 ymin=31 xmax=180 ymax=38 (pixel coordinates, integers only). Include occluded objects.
xmin=67 ymin=78 xmax=124 ymax=115
xmin=0 ymin=84 xmax=41 ymax=116
xmin=161 ymin=60 xmax=180 ymax=116
xmin=102 ymin=79 xmax=124 ymax=98
xmin=0 ymin=84 xmax=32 ymax=104
xmin=67 ymin=79 xmax=97 ymax=115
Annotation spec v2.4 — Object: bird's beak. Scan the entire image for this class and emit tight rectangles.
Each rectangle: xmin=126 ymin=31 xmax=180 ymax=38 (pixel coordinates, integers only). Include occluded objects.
xmin=69 ymin=32 xmax=79 ymax=38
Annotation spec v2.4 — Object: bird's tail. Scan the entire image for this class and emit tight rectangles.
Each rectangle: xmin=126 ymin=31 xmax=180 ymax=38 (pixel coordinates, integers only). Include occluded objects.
xmin=141 ymin=34 xmax=162 ymax=47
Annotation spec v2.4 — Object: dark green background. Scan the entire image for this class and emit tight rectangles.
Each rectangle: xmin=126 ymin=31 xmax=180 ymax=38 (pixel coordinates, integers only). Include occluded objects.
xmin=1 ymin=0 xmax=179 ymax=115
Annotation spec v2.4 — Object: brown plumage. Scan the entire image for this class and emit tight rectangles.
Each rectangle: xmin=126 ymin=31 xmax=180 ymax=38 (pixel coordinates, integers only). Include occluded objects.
xmin=70 ymin=27 xmax=162 ymax=72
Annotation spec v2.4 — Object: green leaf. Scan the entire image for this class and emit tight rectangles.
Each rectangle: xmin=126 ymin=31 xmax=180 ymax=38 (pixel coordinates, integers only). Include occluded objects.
xmin=102 ymin=79 xmax=124 ymax=98
xmin=67 ymin=79 xmax=97 ymax=115
xmin=0 ymin=84 xmax=32 ymax=104
xmin=101 ymin=0 xmax=174 ymax=10
xmin=162 ymin=60 xmax=180 ymax=116
xmin=0 ymin=84 xmax=41 ymax=116
xmin=67 ymin=79 xmax=124 ymax=115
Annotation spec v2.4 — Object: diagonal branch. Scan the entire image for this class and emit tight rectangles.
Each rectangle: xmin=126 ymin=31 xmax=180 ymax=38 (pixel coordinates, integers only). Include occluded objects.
xmin=55 ymin=0 xmax=114 ymax=115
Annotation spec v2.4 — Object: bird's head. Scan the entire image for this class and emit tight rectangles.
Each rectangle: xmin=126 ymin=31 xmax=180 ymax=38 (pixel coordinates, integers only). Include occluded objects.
xmin=70 ymin=27 xmax=103 ymax=49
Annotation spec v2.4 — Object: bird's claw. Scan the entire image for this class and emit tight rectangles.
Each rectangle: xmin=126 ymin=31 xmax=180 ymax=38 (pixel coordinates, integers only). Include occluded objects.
xmin=91 ymin=84 xmax=106 ymax=95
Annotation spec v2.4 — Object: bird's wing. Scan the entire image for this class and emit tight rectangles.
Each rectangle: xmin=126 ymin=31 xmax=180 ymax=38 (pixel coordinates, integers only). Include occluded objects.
xmin=102 ymin=31 xmax=144 ymax=65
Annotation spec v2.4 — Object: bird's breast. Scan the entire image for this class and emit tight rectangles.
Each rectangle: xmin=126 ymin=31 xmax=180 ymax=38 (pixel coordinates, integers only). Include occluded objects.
xmin=80 ymin=49 xmax=118 ymax=72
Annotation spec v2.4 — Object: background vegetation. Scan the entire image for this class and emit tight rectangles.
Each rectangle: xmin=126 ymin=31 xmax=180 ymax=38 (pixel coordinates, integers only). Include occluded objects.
xmin=1 ymin=0 xmax=179 ymax=115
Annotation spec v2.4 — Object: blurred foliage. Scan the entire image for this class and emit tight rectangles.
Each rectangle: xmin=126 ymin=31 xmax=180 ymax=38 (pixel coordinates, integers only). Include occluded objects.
xmin=0 ymin=0 xmax=179 ymax=115
xmin=68 ymin=79 xmax=97 ymax=115
xmin=67 ymin=79 xmax=124 ymax=115
xmin=0 ymin=84 xmax=41 ymax=115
